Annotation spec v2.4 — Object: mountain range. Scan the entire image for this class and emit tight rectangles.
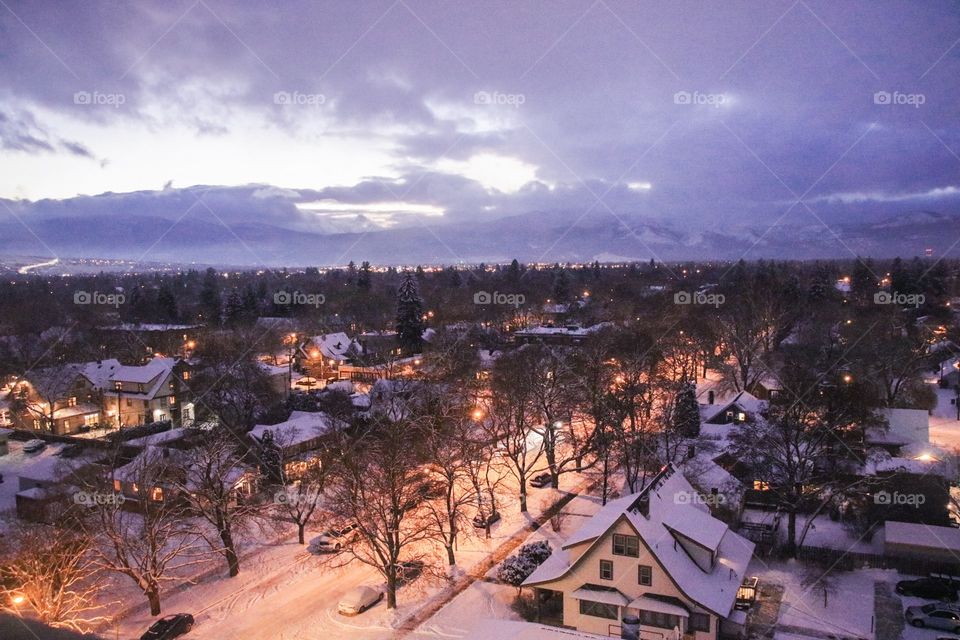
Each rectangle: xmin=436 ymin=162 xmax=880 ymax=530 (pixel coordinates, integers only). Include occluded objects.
xmin=0 ymin=204 xmax=955 ymax=268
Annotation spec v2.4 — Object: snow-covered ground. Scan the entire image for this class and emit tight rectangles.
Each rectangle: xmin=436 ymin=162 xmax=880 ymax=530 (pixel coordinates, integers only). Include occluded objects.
xmin=760 ymin=560 xmax=883 ymax=639
xmin=407 ymin=492 xmax=605 ymax=639
xmin=927 ymin=382 xmax=960 ymax=452
xmin=111 ymin=468 xmax=597 ymax=640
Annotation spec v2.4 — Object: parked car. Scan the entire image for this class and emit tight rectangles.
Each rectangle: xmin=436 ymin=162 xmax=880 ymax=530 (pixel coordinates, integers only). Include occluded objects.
xmin=309 ymin=523 xmax=358 ymax=553
xmin=338 ymin=585 xmax=383 ymax=615
xmin=906 ymin=603 xmax=960 ymax=632
xmin=530 ymin=473 xmax=553 ymax=488
xmin=897 ymin=578 xmax=959 ymax=602
xmin=397 ymin=560 xmax=424 ymax=586
xmin=140 ymin=613 xmax=195 ymax=640
xmin=403 ymin=480 xmax=445 ymax=511
xmin=473 ymin=511 xmax=501 ymax=528
xmin=22 ymin=439 xmax=46 ymax=453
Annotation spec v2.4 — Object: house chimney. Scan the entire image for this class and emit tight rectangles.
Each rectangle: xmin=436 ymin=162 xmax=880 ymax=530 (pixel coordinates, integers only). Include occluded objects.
xmin=637 ymin=493 xmax=650 ymax=518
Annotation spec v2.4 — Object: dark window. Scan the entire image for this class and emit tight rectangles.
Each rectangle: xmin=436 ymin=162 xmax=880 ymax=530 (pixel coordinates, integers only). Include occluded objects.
xmin=639 ymin=609 xmax=681 ymax=630
xmin=612 ymin=533 xmax=639 ymax=557
xmin=638 ymin=565 xmax=652 ymax=586
xmin=579 ymin=600 xmax=618 ymax=620
xmin=690 ymin=612 xmax=710 ymax=632
xmin=599 ymin=560 xmax=613 ymax=581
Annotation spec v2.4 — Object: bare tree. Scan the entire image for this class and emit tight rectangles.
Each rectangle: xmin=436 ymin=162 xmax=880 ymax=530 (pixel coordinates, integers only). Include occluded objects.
xmin=327 ymin=418 xmax=435 ymax=609
xmin=177 ymin=430 xmax=263 ymax=577
xmin=486 ymin=349 xmax=544 ymax=513
xmin=88 ymin=449 xmax=208 ymax=615
xmin=272 ymin=452 xmax=331 ymax=544
xmin=0 ymin=518 xmax=111 ymax=632
xmin=418 ymin=396 xmax=480 ymax=567
xmin=190 ymin=331 xmax=277 ymax=434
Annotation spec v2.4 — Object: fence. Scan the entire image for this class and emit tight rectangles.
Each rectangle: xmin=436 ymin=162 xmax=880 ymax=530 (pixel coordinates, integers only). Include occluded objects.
xmin=797 ymin=544 xmax=960 ymax=576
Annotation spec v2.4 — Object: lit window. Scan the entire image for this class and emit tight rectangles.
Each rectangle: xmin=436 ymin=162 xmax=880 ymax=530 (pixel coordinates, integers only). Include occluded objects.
xmin=68 ymin=396 xmax=77 ymax=407
xmin=113 ymin=479 xmax=122 ymax=493
xmin=84 ymin=414 xmax=98 ymax=426
xmin=182 ymin=371 xmax=191 ymax=380
xmin=151 ymin=487 xmax=164 ymax=502
xmin=132 ymin=483 xmax=139 ymax=494
xmin=753 ymin=480 xmax=770 ymax=491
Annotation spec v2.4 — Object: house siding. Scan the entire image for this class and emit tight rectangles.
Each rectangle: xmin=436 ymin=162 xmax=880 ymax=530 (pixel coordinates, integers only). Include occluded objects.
xmin=539 ymin=519 xmax=718 ymax=640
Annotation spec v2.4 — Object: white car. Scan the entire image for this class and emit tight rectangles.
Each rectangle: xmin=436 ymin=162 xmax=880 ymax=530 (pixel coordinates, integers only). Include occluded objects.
xmin=337 ymin=585 xmax=383 ymax=615
xmin=22 ymin=439 xmax=46 ymax=453
xmin=309 ymin=524 xmax=358 ymax=553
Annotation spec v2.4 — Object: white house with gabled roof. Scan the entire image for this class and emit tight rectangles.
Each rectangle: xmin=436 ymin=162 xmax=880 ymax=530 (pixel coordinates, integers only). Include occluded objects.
xmin=523 ymin=464 xmax=754 ymax=640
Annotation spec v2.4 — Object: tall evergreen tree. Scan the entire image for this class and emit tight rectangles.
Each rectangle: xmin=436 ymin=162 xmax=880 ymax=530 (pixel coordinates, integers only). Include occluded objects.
xmin=552 ymin=268 xmax=571 ymax=303
xmin=157 ymin=285 xmax=179 ymax=322
xmin=357 ymin=261 xmax=372 ymax=290
xmin=672 ymin=380 xmax=701 ymax=437
xmin=200 ymin=268 xmax=221 ymax=324
xmin=395 ymin=272 xmax=425 ymax=355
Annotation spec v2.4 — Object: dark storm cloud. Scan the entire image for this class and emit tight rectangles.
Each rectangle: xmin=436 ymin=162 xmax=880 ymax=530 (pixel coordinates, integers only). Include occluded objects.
xmin=2 ymin=0 xmax=960 ymax=240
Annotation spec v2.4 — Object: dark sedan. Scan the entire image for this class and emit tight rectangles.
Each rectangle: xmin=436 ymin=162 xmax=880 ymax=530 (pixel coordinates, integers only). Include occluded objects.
xmin=530 ymin=473 xmax=554 ymax=488
xmin=897 ymin=578 xmax=959 ymax=602
xmin=140 ymin=613 xmax=195 ymax=640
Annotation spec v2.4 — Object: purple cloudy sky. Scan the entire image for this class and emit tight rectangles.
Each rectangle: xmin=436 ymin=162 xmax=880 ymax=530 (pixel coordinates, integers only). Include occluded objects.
xmin=2 ymin=0 xmax=960 ymax=242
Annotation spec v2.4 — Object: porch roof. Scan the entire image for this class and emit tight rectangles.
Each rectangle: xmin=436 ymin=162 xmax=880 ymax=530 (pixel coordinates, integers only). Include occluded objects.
xmin=571 ymin=585 xmax=629 ymax=607
xmin=627 ymin=595 xmax=689 ymax=617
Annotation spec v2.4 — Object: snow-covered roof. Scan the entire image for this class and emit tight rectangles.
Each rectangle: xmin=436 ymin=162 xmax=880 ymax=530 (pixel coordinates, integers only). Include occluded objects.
xmin=885 ymin=521 xmax=960 ymax=551
xmin=104 ymin=357 xmax=176 ymax=399
xmin=307 ymin=332 xmax=356 ymax=361
xmin=570 ymin=586 xmax=628 ymax=607
xmin=525 ymin=464 xmax=755 ymax=617
xmin=702 ymin=391 xmax=766 ymax=424
xmin=867 ymin=408 xmax=929 ymax=446
xmin=515 ymin=323 xmax=611 ymax=338
xmin=100 ymin=323 xmax=200 ymax=332
xmin=249 ymin=411 xmax=342 ymax=449
xmin=79 ymin=359 xmax=121 ymax=388
xmin=464 ymin=620 xmax=605 ymax=640
xmin=662 ymin=504 xmax=729 ymax=552
xmin=126 ymin=427 xmax=189 ymax=447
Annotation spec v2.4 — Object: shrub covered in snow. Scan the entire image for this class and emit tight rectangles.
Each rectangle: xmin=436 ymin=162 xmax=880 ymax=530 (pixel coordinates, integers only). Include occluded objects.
xmin=498 ymin=541 xmax=553 ymax=593
xmin=518 ymin=540 xmax=552 ymax=565
xmin=498 ymin=555 xmax=536 ymax=593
